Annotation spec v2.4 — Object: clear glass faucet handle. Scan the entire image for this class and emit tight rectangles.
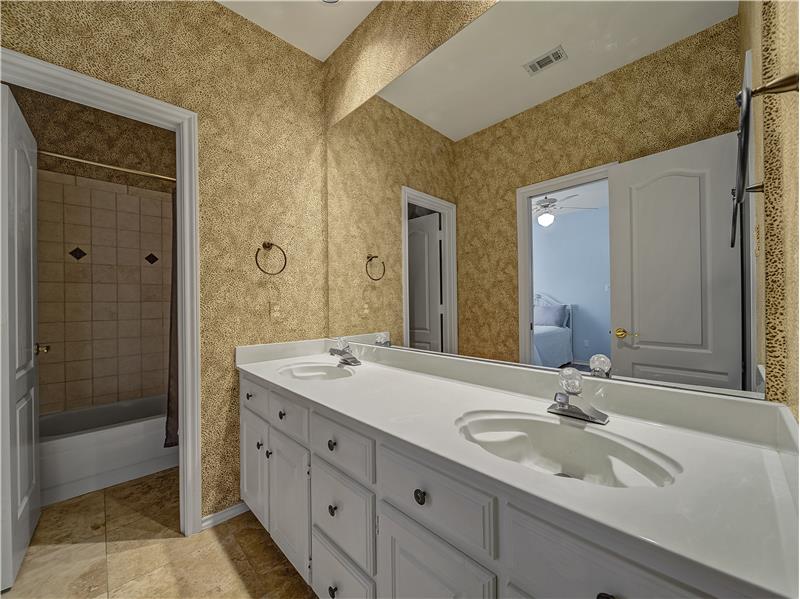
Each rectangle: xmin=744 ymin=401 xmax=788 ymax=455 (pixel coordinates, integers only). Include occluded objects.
xmin=589 ymin=354 xmax=612 ymax=375
xmin=559 ymin=367 xmax=583 ymax=395
xmin=336 ymin=337 xmax=349 ymax=350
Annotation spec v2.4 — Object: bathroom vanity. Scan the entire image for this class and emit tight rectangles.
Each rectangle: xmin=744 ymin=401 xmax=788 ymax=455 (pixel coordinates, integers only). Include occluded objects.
xmin=236 ymin=338 xmax=798 ymax=599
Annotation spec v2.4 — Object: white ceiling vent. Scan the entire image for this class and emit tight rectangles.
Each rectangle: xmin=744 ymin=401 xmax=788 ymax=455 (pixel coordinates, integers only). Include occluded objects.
xmin=523 ymin=45 xmax=568 ymax=76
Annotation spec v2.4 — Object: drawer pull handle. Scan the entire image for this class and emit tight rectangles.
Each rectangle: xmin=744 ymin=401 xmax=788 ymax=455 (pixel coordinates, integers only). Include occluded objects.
xmin=413 ymin=488 xmax=427 ymax=505
xmin=265 ymin=450 xmax=273 ymax=458
xmin=597 ymin=594 xmax=615 ymax=599
xmin=278 ymin=410 xmax=286 ymax=420
xmin=256 ymin=441 xmax=263 ymax=450
xmin=328 ymin=504 xmax=338 ymax=517
xmin=328 ymin=586 xmax=337 ymax=599
xmin=245 ymin=392 xmax=253 ymax=400
xmin=327 ymin=439 xmax=337 ymax=452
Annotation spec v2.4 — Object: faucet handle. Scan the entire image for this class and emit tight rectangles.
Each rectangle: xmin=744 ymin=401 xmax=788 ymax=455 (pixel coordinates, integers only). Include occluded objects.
xmin=559 ymin=367 xmax=583 ymax=395
xmin=336 ymin=337 xmax=350 ymax=351
xmin=589 ymin=354 xmax=612 ymax=378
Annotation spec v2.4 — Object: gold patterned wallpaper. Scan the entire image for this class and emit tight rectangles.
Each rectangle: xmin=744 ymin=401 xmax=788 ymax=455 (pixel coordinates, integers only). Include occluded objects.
xmin=324 ymin=0 xmax=496 ymax=128
xmin=327 ymin=96 xmax=455 ymax=343
xmin=9 ymin=86 xmax=176 ymax=193
xmin=0 ymin=0 xmax=327 ymax=516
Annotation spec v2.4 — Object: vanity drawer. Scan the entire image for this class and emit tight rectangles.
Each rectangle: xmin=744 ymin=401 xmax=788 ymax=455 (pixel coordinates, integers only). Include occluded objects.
xmin=378 ymin=446 xmax=497 ymax=560
xmin=269 ymin=389 xmax=309 ymax=443
xmin=311 ymin=413 xmax=375 ymax=485
xmin=311 ymin=456 xmax=375 ymax=575
xmin=312 ymin=527 xmax=375 ymax=599
xmin=240 ymin=376 xmax=270 ymax=421
xmin=506 ymin=503 xmax=699 ymax=598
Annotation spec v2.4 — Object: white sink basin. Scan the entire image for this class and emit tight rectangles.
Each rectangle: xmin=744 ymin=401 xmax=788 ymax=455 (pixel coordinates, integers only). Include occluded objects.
xmin=456 ymin=411 xmax=681 ymax=488
xmin=278 ymin=362 xmax=354 ymax=381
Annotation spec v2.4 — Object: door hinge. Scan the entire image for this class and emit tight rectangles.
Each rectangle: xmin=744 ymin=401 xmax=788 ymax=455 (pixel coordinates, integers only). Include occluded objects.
xmin=307 ymin=467 xmax=311 ymax=478
xmin=375 ymin=515 xmax=380 ymax=536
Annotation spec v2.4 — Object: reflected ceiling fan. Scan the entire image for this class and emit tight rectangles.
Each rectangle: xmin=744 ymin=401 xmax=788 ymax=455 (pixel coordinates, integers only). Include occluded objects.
xmin=532 ymin=193 xmax=598 ymax=227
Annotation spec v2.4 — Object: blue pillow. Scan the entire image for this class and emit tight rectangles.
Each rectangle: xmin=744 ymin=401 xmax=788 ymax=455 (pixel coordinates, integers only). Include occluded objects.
xmin=534 ymin=304 xmax=567 ymax=327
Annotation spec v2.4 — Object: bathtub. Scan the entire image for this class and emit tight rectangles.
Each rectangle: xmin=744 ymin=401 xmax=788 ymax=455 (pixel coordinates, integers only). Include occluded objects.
xmin=40 ymin=395 xmax=179 ymax=506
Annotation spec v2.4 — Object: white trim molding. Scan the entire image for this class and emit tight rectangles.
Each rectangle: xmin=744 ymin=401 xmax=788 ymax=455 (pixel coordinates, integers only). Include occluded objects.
xmin=201 ymin=501 xmax=249 ymax=530
xmin=1 ymin=49 xmax=203 ymax=536
xmin=401 ymin=186 xmax=458 ymax=354
xmin=515 ymin=163 xmax=615 ymax=365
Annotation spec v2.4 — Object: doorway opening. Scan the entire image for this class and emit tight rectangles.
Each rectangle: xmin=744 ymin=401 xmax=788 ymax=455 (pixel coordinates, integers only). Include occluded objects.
xmin=401 ymin=186 xmax=457 ymax=354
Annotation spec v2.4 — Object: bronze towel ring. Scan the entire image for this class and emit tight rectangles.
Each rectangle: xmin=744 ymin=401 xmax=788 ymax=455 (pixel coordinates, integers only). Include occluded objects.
xmin=255 ymin=242 xmax=287 ymax=275
xmin=366 ymin=254 xmax=385 ymax=281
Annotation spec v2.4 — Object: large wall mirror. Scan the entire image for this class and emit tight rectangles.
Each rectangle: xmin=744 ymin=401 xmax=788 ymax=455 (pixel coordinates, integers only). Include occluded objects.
xmin=327 ymin=1 xmax=764 ymax=399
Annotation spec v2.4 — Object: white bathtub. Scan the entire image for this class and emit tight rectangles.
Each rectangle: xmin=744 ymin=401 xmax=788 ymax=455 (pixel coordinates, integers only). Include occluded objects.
xmin=40 ymin=395 xmax=179 ymax=505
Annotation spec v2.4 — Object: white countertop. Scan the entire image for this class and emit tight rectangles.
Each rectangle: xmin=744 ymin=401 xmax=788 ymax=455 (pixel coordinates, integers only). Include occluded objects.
xmin=238 ymin=347 xmax=798 ymax=597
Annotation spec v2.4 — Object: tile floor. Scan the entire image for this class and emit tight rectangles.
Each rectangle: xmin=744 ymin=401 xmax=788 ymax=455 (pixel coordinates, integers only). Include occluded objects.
xmin=6 ymin=468 xmax=315 ymax=598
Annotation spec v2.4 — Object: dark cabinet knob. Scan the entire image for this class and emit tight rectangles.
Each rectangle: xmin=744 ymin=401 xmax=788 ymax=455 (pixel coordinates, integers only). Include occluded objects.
xmin=328 ymin=504 xmax=338 ymax=517
xmin=327 ymin=439 xmax=337 ymax=452
xmin=597 ymin=594 xmax=615 ymax=599
xmin=245 ymin=392 xmax=253 ymax=400
xmin=265 ymin=450 xmax=273 ymax=458
xmin=413 ymin=488 xmax=427 ymax=505
xmin=328 ymin=586 xmax=337 ymax=599
xmin=278 ymin=410 xmax=286 ymax=420
xmin=256 ymin=441 xmax=263 ymax=450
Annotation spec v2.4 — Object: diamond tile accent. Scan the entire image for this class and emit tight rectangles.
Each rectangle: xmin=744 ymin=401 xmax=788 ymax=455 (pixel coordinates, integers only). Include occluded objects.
xmin=69 ymin=246 xmax=86 ymax=261
xmin=144 ymin=253 xmax=159 ymax=264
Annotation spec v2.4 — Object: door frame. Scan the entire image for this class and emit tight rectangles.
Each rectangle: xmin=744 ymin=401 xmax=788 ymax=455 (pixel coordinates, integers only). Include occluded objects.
xmin=516 ymin=163 xmax=615 ymax=364
xmin=401 ymin=186 xmax=458 ymax=353
xmin=0 ymin=49 xmax=203 ymax=535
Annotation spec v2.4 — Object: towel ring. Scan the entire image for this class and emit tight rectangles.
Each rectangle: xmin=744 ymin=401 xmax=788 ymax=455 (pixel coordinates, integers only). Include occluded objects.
xmin=255 ymin=242 xmax=287 ymax=275
xmin=366 ymin=254 xmax=385 ymax=281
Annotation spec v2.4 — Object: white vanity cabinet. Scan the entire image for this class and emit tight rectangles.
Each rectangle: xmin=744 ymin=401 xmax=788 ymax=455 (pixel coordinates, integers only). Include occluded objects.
xmin=240 ymin=407 xmax=269 ymax=527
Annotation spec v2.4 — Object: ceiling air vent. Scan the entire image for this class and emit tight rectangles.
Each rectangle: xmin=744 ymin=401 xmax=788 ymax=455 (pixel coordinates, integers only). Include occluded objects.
xmin=523 ymin=45 xmax=568 ymax=76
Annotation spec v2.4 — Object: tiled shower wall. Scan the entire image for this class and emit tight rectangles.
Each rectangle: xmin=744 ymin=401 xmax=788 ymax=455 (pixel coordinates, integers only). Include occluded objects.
xmin=37 ymin=169 xmax=173 ymax=415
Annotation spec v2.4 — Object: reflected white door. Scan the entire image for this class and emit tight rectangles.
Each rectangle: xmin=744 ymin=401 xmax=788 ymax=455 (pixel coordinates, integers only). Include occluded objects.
xmin=408 ymin=213 xmax=442 ymax=352
xmin=1 ymin=84 xmax=40 ymax=590
xmin=609 ymin=132 xmax=741 ymax=389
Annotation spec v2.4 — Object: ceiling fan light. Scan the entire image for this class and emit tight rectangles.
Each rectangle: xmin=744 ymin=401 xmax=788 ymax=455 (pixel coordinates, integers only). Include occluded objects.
xmin=537 ymin=212 xmax=555 ymax=227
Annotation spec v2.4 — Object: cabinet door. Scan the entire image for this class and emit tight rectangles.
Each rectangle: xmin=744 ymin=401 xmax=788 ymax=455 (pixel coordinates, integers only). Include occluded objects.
xmin=269 ymin=428 xmax=310 ymax=581
xmin=377 ymin=502 xmax=495 ymax=599
xmin=240 ymin=407 xmax=269 ymax=528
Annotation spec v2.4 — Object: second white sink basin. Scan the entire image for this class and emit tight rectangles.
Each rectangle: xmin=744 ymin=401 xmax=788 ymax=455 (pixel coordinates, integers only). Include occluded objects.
xmin=278 ymin=362 xmax=354 ymax=381
xmin=456 ymin=410 xmax=681 ymax=488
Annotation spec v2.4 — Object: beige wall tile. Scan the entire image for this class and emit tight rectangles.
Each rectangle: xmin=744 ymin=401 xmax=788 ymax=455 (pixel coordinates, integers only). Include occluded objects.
xmin=141 ymin=285 xmax=162 ymax=302
xmin=41 ymin=401 xmax=64 ymax=415
xmin=141 ymin=319 xmax=162 ymax=337
xmin=40 ymin=382 xmax=65 ymax=405
xmin=94 ymin=357 xmax=118 ymax=378
xmin=38 ymin=221 xmax=63 ymax=243
xmin=39 ymin=322 xmax=65 ymax=343
xmin=118 ymin=319 xmax=140 ymax=338
xmin=38 ymin=180 xmax=63 ymax=203
xmin=39 ymin=262 xmax=64 ymax=282
xmin=65 ymin=359 xmax=92 ymax=382
xmin=117 ymin=265 xmax=140 ymax=283
xmin=118 ymin=230 xmax=139 ymax=249
xmin=140 ymin=197 xmax=161 ymax=216
xmin=93 ymin=339 xmax=117 ymax=359
xmin=118 ymin=284 xmax=140 ymax=302
xmin=39 ymin=342 xmax=65 ymax=363
xmin=65 ymin=379 xmax=92 ymax=407
xmin=64 ymin=204 xmax=90 ymax=226
xmin=119 ymin=337 xmax=141 ymax=357
xmin=162 ymin=219 xmax=172 ymax=236
xmin=64 ymin=223 xmax=91 ymax=244
xmin=39 ymin=302 xmax=64 ymax=323
xmin=118 ymin=355 xmax=141 ymax=375
xmin=93 ymin=284 xmax=117 ymax=303
xmin=117 ymin=248 xmax=141 ymax=266
xmin=117 ymin=212 xmax=139 ymax=231
xmin=140 ymin=233 xmax=161 ymax=251
xmin=39 ymin=281 xmax=64 ymax=302
xmin=161 ymin=201 xmax=172 ymax=219
xmin=64 ymin=263 xmax=92 ymax=283
xmin=140 ymin=215 xmax=160 ymax=233
xmin=141 ymin=267 xmax=161 ymax=285
xmin=66 ymin=341 xmax=93 ymax=361
xmin=142 ymin=302 xmax=161 ymax=319
xmin=118 ymin=373 xmax=141 ymax=393
xmin=92 ymin=246 xmax=116 ymax=265
xmin=39 ymin=363 xmax=65 ymax=384
xmin=141 ymin=370 xmax=163 ymax=389
xmin=94 ymin=393 xmax=118 ymax=405
xmin=93 ymin=264 xmax=117 ymax=284
xmin=93 ymin=375 xmax=117 ymax=396
xmin=116 ymin=194 xmax=139 ymax=214
xmin=39 ymin=170 xmax=75 ymax=186
xmin=141 ymin=352 xmax=162 ymax=372
xmin=65 ymin=302 xmax=91 ymax=321
xmin=118 ymin=302 xmax=141 ymax=320
xmin=76 ymin=176 xmax=126 ymax=194
xmin=39 ymin=201 xmax=63 ymax=223
xmin=93 ymin=302 xmax=118 ymax=321
xmin=65 ymin=322 xmax=92 ymax=341
xmin=141 ymin=336 xmax=161 ymax=354
xmin=92 ymin=321 xmax=117 ymax=339
xmin=63 ymin=185 xmax=91 ymax=206
xmin=92 ymin=208 xmax=116 ymax=229
xmin=39 ymin=241 xmax=62 ymax=262
xmin=129 ymin=187 xmax=170 ymax=202
xmin=65 ymin=283 xmax=91 ymax=303
xmin=92 ymin=227 xmax=116 ymax=247
xmin=91 ymin=189 xmax=116 ymax=211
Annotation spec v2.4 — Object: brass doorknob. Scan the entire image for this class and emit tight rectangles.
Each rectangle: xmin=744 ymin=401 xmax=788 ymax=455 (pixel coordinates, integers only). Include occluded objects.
xmin=34 ymin=343 xmax=50 ymax=355
xmin=614 ymin=328 xmax=629 ymax=339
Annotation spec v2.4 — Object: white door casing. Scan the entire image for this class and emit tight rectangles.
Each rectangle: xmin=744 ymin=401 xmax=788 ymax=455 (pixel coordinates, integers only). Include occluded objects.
xmin=608 ymin=132 xmax=741 ymax=389
xmin=408 ymin=213 xmax=442 ymax=352
xmin=1 ymin=84 xmax=41 ymax=590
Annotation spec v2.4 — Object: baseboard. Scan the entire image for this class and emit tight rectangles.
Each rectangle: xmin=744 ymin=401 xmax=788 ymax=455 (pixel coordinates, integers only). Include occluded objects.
xmin=201 ymin=501 xmax=250 ymax=530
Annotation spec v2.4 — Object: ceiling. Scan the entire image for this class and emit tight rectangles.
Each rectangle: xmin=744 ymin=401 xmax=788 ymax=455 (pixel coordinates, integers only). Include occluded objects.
xmin=379 ymin=1 xmax=738 ymax=141
xmin=220 ymin=0 xmax=379 ymax=61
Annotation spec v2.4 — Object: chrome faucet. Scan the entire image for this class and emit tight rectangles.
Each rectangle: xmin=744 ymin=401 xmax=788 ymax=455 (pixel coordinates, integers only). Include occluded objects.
xmin=329 ymin=338 xmax=361 ymax=367
xmin=547 ymin=367 xmax=609 ymax=425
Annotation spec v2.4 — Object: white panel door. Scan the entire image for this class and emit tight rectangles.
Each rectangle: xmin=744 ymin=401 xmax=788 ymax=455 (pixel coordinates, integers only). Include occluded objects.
xmin=609 ymin=133 xmax=741 ymax=389
xmin=268 ymin=428 xmax=310 ymax=581
xmin=240 ymin=407 xmax=269 ymax=528
xmin=1 ymin=84 xmax=41 ymax=591
xmin=377 ymin=502 xmax=495 ymax=599
xmin=408 ymin=213 xmax=442 ymax=352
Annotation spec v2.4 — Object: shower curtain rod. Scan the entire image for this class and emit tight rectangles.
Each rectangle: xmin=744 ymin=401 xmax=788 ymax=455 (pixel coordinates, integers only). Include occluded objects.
xmin=38 ymin=150 xmax=177 ymax=182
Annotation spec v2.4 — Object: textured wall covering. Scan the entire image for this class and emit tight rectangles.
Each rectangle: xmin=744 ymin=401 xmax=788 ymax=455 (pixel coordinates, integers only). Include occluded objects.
xmin=10 ymin=86 xmax=175 ymax=193
xmin=324 ymin=0 xmax=496 ymax=128
xmin=760 ymin=0 xmax=798 ymax=413
xmin=453 ymin=17 xmax=741 ymax=362
xmin=327 ymin=96 xmax=455 ymax=342
xmin=1 ymin=1 xmax=327 ymax=515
